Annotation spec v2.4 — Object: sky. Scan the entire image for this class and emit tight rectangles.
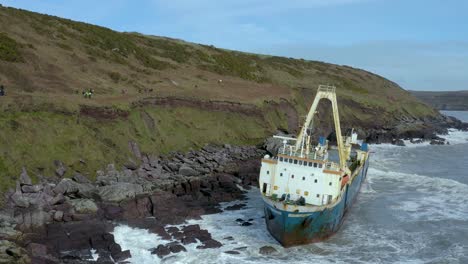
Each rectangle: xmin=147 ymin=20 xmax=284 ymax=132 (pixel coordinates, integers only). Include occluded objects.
xmin=2 ymin=0 xmax=468 ymax=91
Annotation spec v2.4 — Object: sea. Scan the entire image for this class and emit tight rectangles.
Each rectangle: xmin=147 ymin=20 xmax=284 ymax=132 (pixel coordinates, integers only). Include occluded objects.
xmin=112 ymin=111 xmax=468 ymax=264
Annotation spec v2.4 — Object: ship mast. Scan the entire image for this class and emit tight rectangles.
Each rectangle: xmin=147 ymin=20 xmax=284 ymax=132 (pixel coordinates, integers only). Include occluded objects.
xmin=295 ymin=85 xmax=346 ymax=169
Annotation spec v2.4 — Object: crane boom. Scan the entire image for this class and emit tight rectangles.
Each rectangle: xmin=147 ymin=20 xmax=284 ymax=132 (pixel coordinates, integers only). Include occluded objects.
xmin=294 ymin=85 xmax=346 ymax=169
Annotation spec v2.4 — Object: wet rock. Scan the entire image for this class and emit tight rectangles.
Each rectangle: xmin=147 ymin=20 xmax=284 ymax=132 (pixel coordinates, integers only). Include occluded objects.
xmin=196 ymin=239 xmax=222 ymax=249
xmin=98 ymin=183 xmax=144 ymax=202
xmin=241 ymin=222 xmax=252 ymax=226
xmin=393 ymin=139 xmax=406 ymax=146
xmin=430 ymin=139 xmax=445 ymax=145
xmin=151 ymin=244 xmax=171 ymax=258
xmin=223 ymin=236 xmax=234 ymax=241
xmin=69 ymin=199 xmax=98 ymax=214
xmin=225 ymin=203 xmax=246 ymax=211
xmin=166 ymin=226 xmax=179 ymax=234
xmin=224 ymin=250 xmax=240 ymax=255
xmin=235 ymin=218 xmax=244 ymax=222
xmin=19 ymin=167 xmax=32 ymax=186
xmin=181 ymin=236 xmax=197 ymax=245
xmin=167 ymin=242 xmax=186 ymax=253
xmin=259 ymin=246 xmax=278 ymax=255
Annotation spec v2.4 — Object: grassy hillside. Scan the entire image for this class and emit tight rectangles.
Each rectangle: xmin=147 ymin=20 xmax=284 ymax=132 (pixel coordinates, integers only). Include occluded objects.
xmin=411 ymin=90 xmax=468 ymax=111
xmin=0 ymin=6 xmax=440 ymax=191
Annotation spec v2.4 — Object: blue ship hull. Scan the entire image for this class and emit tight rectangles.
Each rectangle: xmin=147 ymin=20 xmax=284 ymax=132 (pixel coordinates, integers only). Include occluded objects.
xmin=263 ymin=159 xmax=370 ymax=247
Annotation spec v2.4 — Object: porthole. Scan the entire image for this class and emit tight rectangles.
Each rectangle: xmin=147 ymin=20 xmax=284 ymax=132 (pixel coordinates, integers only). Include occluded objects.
xmin=304 ymin=191 xmax=309 ymax=196
xmin=314 ymin=179 xmax=318 ymax=183
xmin=291 ymin=175 xmax=295 ymax=179
xmin=302 ymin=177 xmax=306 ymax=180
xmin=267 ymin=171 xmax=270 ymax=175
xmin=316 ymin=194 xmax=320 ymax=198
xmin=280 ymin=173 xmax=283 ymax=177
xmin=329 ymin=182 xmax=332 ymax=186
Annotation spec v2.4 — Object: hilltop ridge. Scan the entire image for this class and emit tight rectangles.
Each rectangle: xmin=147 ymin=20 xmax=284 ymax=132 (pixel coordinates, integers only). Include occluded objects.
xmin=0 ymin=6 xmax=455 ymax=190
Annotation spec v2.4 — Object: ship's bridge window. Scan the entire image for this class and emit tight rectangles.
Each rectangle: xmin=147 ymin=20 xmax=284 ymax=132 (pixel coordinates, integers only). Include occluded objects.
xmin=289 ymin=159 xmax=293 ymax=163
xmin=319 ymin=163 xmax=323 ymax=168
xmin=308 ymin=162 xmax=313 ymax=167
xmin=294 ymin=159 xmax=298 ymax=165
xmin=279 ymin=157 xmax=283 ymax=162
xmin=303 ymin=162 xmax=307 ymax=167
xmin=299 ymin=160 xmax=303 ymax=165
xmin=314 ymin=163 xmax=318 ymax=168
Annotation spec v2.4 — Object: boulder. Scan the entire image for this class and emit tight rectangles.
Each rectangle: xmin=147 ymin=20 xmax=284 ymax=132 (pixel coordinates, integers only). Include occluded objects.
xmin=98 ymin=183 xmax=144 ymax=202
xmin=19 ymin=167 xmax=32 ymax=186
xmin=69 ymin=199 xmax=98 ymax=214
xmin=196 ymin=239 xmax=222 ymax=249
xmin=72 ymin=173 xmax=91 ymax=184
xmin=259 ymin=245 xmax=279 ymax=255
xmin=10 ymin=193 xmax=29 ymax=208
xmin=167 ymin=242 xmax=186 ymax=253
xmin=179 ymin=165 xmax=199 ymax=176
xmin=53 ymin=178 xmax=95 ymax=197
xmin=21 ymin=184 xmax=43 ymax=193
xmin=151 ymin=244 xmax=171 ymax=258
xmin=53 ymin=211 xmax=64 ymax=221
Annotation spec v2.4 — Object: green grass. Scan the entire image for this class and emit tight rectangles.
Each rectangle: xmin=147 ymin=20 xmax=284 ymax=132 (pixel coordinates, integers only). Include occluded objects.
xmin=0 ymin=32 xmax=23 ymax=62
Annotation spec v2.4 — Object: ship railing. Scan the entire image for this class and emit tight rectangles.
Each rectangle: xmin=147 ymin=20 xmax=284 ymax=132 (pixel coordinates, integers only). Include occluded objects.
xmin=324 ymin=161 xmax=340 ymax=171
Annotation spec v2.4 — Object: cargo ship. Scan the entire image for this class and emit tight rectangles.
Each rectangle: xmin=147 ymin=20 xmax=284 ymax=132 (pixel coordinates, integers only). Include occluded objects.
xmin=259 ymin=85 xmax=370 ymax=247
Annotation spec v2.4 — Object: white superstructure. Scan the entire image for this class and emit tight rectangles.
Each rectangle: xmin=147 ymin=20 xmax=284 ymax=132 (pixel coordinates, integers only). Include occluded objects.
xmin=259 ymin=85 xmax=367 ymax=207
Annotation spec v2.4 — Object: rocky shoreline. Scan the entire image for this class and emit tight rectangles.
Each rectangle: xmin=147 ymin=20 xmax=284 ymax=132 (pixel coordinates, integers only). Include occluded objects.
xmin=1 ymin=117 xmax=467 ymax=263
xmin=0 ymin=144 xmax=265 ymax=263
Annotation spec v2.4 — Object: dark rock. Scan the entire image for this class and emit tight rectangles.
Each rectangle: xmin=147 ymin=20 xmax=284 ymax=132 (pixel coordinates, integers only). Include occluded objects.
xmin=224 ymin=250 xmax=240 ymax=255
xmin=393 ymin=139 xmax=406 ymax=146
xmin=225 ymin=203 xmax=246 ymax=211
xmin=166 ymin=226 xmax=179 ymax=234
xmin=27 ymin=243 xmax=47 ymax=257
xmin=20 ymin=167 xmax=32 ymax=185
xmin=259 ymin=246 xmax=278 ymax=255
xmin=151 ymin=244 xmax=171 ymax=258
xmin=235 ymin=218 xmax=244 ymax=222
xmin=196 ymin=239 xmax=222 ymax=249
xmin=167 ymin=242 xmax=186 ymax=253
xmin=241 ymin=222 xmax=252 ymax=226
xmin=181 ymin=236 xmax=197 ymax=245
xmin=224 ymin=236 xmax=234 ymax=241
